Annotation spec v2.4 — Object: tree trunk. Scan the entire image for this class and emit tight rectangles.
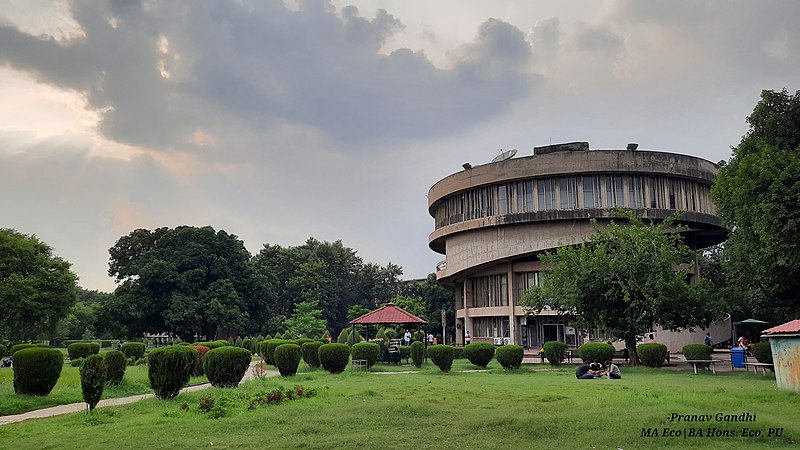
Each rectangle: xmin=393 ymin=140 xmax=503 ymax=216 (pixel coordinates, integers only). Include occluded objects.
xmin=625 ymin=335 xmax=640 ymax=366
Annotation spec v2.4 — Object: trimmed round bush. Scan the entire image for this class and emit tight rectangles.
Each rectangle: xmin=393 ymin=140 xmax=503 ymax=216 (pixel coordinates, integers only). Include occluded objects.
xmin=103 ymin=350 xmax=127 ymax=384
xmin=241 ymin=338 xmax=254 ymax=354
xmin=752 ymin=341 xmax=773 ymax=365
xmin=121 ymin=342 xmax=145 ymax=359
xmin=452 ymin=347 xmax=464 ymax=359
xmin=410 ymin=341 xmax=425 ymax=368
xmin=463 ymin=342 xmax=495 ymax=367
xmin=639 ymin=343 xmax=670 ymax=367
xmin=0 ymin=344 xmax=7 ymax=359
xmin=336 ymin=329 xmax=349 ymax=344
xmin=543 ymin=341 xmax=568 ymax=366
xmin=496 ymin=345 xmax=524 ymax=369
xmin=68 ymin=342 xmax=100 ymax=360
xmin=10 ymin=343 xmax=49 ymax=355
xmin=274 ymin=343 xmax=303 ymax=377
xmin=579 ymin=342 xmax=615 ymax=363
xmin=351 ymin=342 xmax=380 ymax=368
xmin=302 ymin=341 xmax=322 ymax=368
xmin=682 ymin=344 xmax=712 ymax=361
xmin=319 ymin=343 xmax=350 ymax=374
xmin=148 ymin=346 xmax=198 ymax=399
xmin=193 ymin=340 xmax=231 ymax=350
xmin=234 ymin=337 xmax=243 ymax=348
xmin=13 ymin=347 xmax=64 ymax=396
xmin=204 ymin=346 xmax=252 ymax=388
xmin=264 ymin=339 xmax=289 ymax=366
xmin=80 ymin=354 xmax=106 ymax=411
xmin=295 ymin=338 xmax=314 ymax=347
xmin=427 ymin=345 xmax=454 ymax=372
xmin=189 ymin=345 xmax=210 ymax=376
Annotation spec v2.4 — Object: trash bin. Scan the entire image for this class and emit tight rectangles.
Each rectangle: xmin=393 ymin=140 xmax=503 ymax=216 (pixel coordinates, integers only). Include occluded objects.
xmin=731 ymin=347 xmax=745 ymax=368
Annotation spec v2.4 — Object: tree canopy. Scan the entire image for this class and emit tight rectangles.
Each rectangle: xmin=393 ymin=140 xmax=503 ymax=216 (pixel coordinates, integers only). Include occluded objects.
xmin=521 ymin=212 xmax=722 ymax=364
xmin=711 ymin=88 xmax=800 ymax=321
xmin=107 ymin=226 xmax=266 ymax=341
xmin=0 ymin=229 xmax=78 ymax=340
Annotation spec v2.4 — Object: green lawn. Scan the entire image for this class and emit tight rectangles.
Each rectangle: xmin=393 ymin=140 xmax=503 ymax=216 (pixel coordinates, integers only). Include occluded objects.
xmin=1 ymin=361 xmax=797 ymax=449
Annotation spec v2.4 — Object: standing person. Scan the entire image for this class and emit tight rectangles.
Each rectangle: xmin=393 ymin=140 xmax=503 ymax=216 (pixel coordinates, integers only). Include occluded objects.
xmin=427 ymin=332 xmax=434 ymax=345
xmin=403 ymin=329 xmax=412 ymax=347
xmin=465 ymin=330 xmax=471 ymax=345
xmin=704 ymin=333 xmax=711 ymax=346
xmin=603 ymin=360 xmax=622 ymax=379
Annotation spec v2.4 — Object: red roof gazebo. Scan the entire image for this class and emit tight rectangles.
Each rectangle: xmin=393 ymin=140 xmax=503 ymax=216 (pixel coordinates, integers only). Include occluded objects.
xmin=349 ymin=303 xmax=429 ymax=347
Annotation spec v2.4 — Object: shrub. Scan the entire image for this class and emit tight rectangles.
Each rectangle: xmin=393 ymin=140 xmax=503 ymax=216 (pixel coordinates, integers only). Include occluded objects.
xmin=264 ymin=339 xmax=289 ymax=366
xmin=10 ymin=343 xmax=49 ymax=355
xmin=347 ymin=329 xmax=363 ymax=345
xmin=543 ymin=341 xmax=568 ymax=366
xmin=410 ymin=341 xmax=425 ymax=368
xmin=194 ymin=340 xmax=230 ymax=350
xmin=81 ymin=354 xmax=106 ymax=411
xmin=427 ymin=345 xmax=454 ymax=372
xmin=496 ymin=345 xmax=524 ymax=369
xmin=463 ymin=342 xmax=495 ymax=367
xmin=752 ymin=341 xmax=773 ymax=365
xmin=375 ymin=328 xmax=386 ymax=341
xmin=241 ymin=338 xmax=253 ymax=355
xmin=189 ymin=345 xmax=211 ymax=376
xmin=70 ymin=358 xmax=85 ymax=367
xmin=103 ymin=350 xmax=127 ymax=384
xmin=351 ymin=342 xmax=380 ymax=368
xmin=68 ymin=342 xmax=100 ymax=360
xmin=453 ymin=347 xmax=464 ymax=359
xmin=337 ymin=329 xmax=349 ymax=344
xmin=148 ymin=346 xmax=197 ymax=399
xmin=13 ymin=347 xmax=63 ymax=396
xmin=204 ymin=346 xmax=252 ymax=388
xmin=295 ymin=338 xmax=314 ymax=348
xmin=413 ymin=330 xmax=425 ymax=342
xmin=399 ymin=346 xmax=411 ymax=360
xmin=579 ymin=342 xmax=615 ymax=363
xmin=234 ymin=337 xmax=243 ymax=348
xmin=274 ymin=344 xmax=303 ymax=377
xmin=384 ymin=328 xmax=398 ymax=341
xmin=639 ymin=343 xmax=670 ymax=367
xmin=319 ymin=343 xmax=350 ymax=374
xmin=302 ymin=341 xmax=322 ymax=368
xmin=121 ymin=342 xmax=145 ymax=359
xmin=681 ymin=344 xmax=712 ymax=361
xmin=0 ymin=344 xmax=7 ymax=359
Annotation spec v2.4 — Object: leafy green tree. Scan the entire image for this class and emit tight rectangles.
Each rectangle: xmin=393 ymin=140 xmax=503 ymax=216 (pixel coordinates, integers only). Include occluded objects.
xmin=712 ymin=89 xmax=800 ymax=321
xmin=107 ymin=226 xmax=266 ymax=341
xmin=0 ymin=229 xmax=78 ymax=340
xmin=521 ymin=212 xmax=722 ymax=365
xmin=283 ymin=299 xmax=328 ymax=338
xmin=388 ymin=296 xmax=427 ymax=320
xmin=401 ymin=273 xmax=455 ymax=341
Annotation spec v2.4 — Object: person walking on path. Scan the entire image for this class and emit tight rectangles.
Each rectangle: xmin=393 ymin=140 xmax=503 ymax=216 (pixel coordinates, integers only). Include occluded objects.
xmin=704 ymin=333 xmax=711 ymax=346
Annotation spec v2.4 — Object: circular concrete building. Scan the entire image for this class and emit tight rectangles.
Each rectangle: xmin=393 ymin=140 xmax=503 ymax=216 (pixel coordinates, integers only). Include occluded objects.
xmin=428 ymin=142 xmax=727 ymax=349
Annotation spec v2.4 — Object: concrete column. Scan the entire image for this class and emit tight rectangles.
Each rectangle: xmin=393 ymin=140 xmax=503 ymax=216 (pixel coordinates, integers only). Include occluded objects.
xmin=507 ymin=261 xmax=516 ymax=345
xmin=463 ymin=280 xmax=472 ymax=340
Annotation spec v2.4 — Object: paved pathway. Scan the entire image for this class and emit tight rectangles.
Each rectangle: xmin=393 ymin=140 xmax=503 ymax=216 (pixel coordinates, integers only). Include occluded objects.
xmin=0 ymin=362 xmax=278 ymax=426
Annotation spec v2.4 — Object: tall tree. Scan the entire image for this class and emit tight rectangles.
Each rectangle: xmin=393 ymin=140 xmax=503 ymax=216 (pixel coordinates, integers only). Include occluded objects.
xmin=0 ymin=229 xmax=78 ymax=340
xmin=521 ymin=212 xmax=722 ymax=365
xmin=283 ymin=299 xmax=328 ymax=338
xmin=107 ymin=226 xmax=264 ymax=341
xmin=712 ymin=88 xmax=800 ymax=321
xmin=400 ymin=274 xmax=456 ymax=341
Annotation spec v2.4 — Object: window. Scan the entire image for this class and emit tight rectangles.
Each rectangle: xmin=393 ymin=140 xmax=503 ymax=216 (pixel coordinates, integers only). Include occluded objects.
xmin=668 ymin=179 xmax=677 ymax=209
xmin=497 ymin=185 xmax=508 ymax=215
xmin=514 ymin=181 xmax=534 ymax=213
xmin=583 ymin=176 xmax=602 ymax=208
xmin=538 ymin=178 xmax=557 ymax=211
xmin=628 ymin=175 xmax=644 ymax=208
xmin=515 ymin=272 xmax=539 ymax=301
xmin=559 ymin=177 xmax=578 ymax=209
xmin=473 ymin=317 xmax=510 ymax=338
xmin=470 ymin=274 xmax=508 ymax=307
xmin=606 ymin=175 xmax=625 ymax=207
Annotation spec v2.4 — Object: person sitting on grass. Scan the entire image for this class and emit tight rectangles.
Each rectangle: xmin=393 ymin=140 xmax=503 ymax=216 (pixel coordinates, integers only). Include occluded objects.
xmin=603 ymin=360 xmax=621 ymax=379
xmin=589 ymin=361 xmax=604 ymax=377
xmin=576 ymin=362 xmax=595 ymax=379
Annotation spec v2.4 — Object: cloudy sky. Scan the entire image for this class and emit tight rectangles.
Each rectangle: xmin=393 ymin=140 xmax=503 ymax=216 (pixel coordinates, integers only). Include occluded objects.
xmin=1 ymin=0 xmax=799 ymax=292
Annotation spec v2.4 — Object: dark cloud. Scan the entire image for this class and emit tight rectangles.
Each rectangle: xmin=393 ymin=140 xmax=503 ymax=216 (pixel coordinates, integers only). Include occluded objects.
xmin=0 ymin=0 xmax=535 ymax=154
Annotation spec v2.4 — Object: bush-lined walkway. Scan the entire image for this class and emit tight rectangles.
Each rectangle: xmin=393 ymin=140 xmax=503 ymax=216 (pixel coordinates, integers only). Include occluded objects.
xmin=0 ymin=362 xmax=277 ymax=426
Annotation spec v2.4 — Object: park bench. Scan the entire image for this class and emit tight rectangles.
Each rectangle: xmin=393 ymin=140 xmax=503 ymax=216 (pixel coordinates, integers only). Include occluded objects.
xmin=685 ymin=359 xmax=722 ymax=374
xmin=351 ymin=359 xmax=368 ymax=371
xmin=743 ymin=362 xmax=773 ymax=376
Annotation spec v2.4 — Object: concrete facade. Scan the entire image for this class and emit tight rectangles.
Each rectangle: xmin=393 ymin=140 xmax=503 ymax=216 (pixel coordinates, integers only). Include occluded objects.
xmin=428 ymin=143 xmax=727 ymax=348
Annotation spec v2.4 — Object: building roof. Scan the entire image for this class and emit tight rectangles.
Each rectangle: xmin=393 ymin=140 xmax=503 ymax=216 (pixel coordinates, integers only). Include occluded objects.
xmin=763 ymin=319 xmax=800 ymax=334
xmin=349 ymin=303 xmax=428 ymax=325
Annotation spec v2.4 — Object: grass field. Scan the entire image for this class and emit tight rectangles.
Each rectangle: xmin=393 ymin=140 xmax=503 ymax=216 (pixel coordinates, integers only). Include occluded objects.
xmin=1 ymin=360 xmax=797 ymax=449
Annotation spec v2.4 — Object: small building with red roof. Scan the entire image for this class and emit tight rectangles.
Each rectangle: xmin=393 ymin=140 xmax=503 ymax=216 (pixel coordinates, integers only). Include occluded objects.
xmin=762 ymin=319 xmax=800 ymax=393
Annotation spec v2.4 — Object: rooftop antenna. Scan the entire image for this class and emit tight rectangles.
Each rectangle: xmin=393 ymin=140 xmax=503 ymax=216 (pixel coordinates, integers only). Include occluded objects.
xmin=491 ymin=148 xmax=517 ymax=163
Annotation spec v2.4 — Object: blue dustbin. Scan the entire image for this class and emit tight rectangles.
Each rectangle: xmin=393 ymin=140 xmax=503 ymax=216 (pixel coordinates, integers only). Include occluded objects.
xmin=731 ymin=347 xmax=745 ymax=368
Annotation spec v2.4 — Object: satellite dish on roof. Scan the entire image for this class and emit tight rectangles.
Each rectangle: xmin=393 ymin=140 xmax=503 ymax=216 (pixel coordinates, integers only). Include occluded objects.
xmin=491 ymin=148 xmax=517 ymax=162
